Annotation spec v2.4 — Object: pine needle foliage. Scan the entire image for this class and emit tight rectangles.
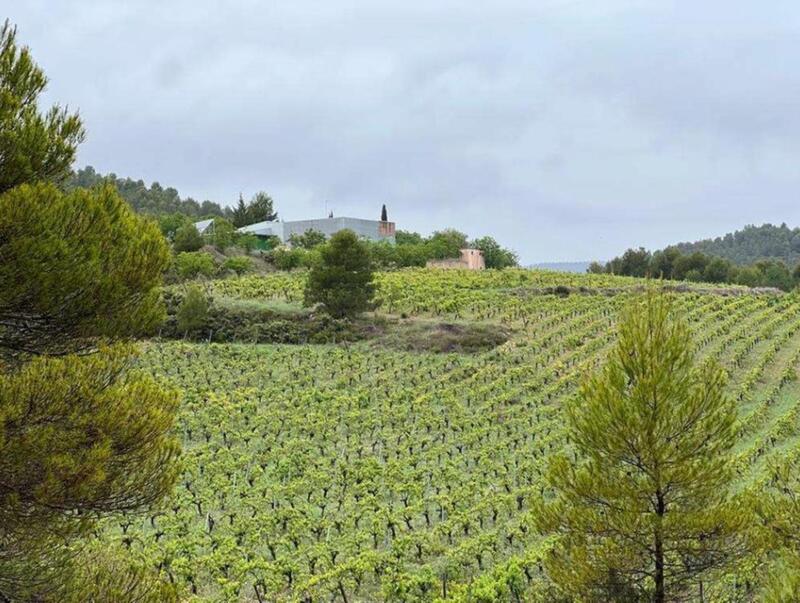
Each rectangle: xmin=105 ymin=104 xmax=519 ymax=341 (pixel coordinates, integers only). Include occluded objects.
xmin=0 ymin=183 xmax=170 ymax=359
xmin=0 ymin=346 xmax=180 ymax=599
xmin=0 ymin=20 xmax=84 ymax=194
xmin=177 ymin=285 xmax=210 ymax=335
xmin=304 ymin=229 xmax=375 ymax=319
xmin=537 ymin=291 xmax=751 ymax=602
xmin=0 ymin=21 xmax=180 ymax=600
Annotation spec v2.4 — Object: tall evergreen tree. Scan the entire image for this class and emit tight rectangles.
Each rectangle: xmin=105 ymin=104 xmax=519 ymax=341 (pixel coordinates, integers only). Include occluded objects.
xmin=246 ymin=191 xmax=277 ymax=224
xmin=536 ymin=291 xmax=750 ymax=602
xmin=381 ymin=203 xmax=388 ymax=222
xmin=231 ymin=193 xmax=248 ymax=227
xmin=0 ymin=22 xmax=180 ymax=600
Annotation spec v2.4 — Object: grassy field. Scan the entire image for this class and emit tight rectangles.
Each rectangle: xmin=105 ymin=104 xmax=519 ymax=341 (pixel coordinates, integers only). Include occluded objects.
xmin=111 ymin=269 xmax=800 ymax=602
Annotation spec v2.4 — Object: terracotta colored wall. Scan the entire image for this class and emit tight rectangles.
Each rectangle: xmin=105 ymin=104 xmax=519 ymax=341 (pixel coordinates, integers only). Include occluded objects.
xmin=460 ymin=248 xmax=486 ymax=270
xmin=426 ymin=249 xmax=485 ymax=270
xmin=378 ymin=221 xmax=396 ymax=237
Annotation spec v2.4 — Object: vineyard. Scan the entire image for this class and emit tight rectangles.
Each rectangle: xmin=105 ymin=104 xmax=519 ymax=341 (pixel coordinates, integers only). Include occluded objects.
xmin=114 ymin=269 xmax=800 ymax=602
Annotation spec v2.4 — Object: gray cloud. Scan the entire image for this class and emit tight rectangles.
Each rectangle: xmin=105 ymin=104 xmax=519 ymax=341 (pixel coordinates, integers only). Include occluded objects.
xmin=10 ymin=0 xmax=800 ymax=262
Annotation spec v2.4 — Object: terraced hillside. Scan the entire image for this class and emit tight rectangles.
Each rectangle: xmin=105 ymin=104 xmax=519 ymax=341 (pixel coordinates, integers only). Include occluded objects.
xmin=113 ymin=269 xmax=800 ymax=602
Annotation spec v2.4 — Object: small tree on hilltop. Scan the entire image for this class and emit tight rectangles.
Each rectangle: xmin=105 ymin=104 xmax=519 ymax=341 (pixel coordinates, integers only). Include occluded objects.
xmin=247 ymin=191 xmax=277 ymax=224
xmin=471 ymin=236 xmax=518 ymax=269
xmin=231 ymin=193 xmax=248 ymax=227
xmin=536 ymin=291 xmax=751 ymax=602
xmin=304 ymin=229 xmax=374 ymax=319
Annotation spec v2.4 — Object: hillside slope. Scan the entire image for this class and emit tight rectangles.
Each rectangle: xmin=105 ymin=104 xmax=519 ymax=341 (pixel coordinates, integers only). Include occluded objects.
xmin=112 ymin=269 xmax=798 ymax=602
xmin=674 ymin=222 xmax=800 ymax=265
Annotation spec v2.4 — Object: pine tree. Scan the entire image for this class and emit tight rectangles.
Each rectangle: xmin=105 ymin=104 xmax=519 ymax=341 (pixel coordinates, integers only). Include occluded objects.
xmin=304 ymin=230 xmax=374 ymax=319
xmin=246 ymin=191 xmax=277 ymax=223
xmin=172 ymin=222 xmax=204 ymax=252
xmin=0 ymin=22 xmax=179 ymax=600
xmin=754 ymin=455 xmax=800 ymax=601
xmin=536 ymin=291 xmax=751 ymax=602
xmin=231 ymin=193 xmax=248 ymax=227
xmin=381 ymin=204 xmax=388 ymax=222
xmin=0 ymin=21 xmax=84 ymax=194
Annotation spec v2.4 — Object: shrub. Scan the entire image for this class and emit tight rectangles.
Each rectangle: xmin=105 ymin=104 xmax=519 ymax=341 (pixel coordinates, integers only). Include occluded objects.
xmin=289 ymin=229 xmax=327 ymax=249
xmin=208 ymin=217 xmax=237 ymax=250
xmin=173 ymin=223 xmax=204 ymax=252
xmin=271 ymin=247 xmax=305 ymax=271
xmin=222 ymin=256 xmax=253 ymax=276
xmin=176 ymin=285 xmax=210 ymax=335
xmin=235 ymin=232 xmax=259 ymax=254
xmin=175 ymin=252 xmax=216 ymax=279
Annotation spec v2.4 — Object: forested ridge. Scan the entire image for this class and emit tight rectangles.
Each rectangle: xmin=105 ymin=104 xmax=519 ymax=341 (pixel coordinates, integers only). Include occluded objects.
xmin=593 ymin=223 xmax=800 ymax=291
xmin=674 ymin=223 xmax=800 ymax=265
xmin=66 ymin=165 xmax=230 ymax=218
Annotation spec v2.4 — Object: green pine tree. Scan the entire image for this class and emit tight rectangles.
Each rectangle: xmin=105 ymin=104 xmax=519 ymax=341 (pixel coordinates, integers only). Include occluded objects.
xmin=172 ymin=222 xmax=204 ymax=252
xmin=231 ymin=192 xmax=248 ymax=227
xmin=304 ymin=229 xmax=374 ymax=319
xmin=0 ymin=22 xmax=180 ymax=600
xmin=536 ymin=291 xmax=751 ymax=602
xmin=0 ymin=21 xmax=84 ymax=194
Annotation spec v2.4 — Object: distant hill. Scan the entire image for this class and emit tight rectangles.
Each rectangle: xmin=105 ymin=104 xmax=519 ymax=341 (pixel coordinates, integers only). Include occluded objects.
xmin=66 ymin=165 xmax=229 ymax=218
xmin=673 ymin=223 xmax=800 ymax=266
xmin=531 ymin=261 xmax=593 ymax=273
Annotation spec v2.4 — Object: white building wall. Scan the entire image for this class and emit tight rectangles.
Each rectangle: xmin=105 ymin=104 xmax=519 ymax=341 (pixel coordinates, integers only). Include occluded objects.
xmin=237 ymin=217 xmax=395 ymax=244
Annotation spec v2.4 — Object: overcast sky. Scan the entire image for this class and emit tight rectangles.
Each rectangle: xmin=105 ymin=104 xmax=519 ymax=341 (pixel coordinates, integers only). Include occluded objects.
xmin=11 ymin=0 xmax=800 ymax=263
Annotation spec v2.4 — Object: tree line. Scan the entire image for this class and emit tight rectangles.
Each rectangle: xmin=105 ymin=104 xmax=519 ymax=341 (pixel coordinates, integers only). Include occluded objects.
xmin=266 ymin=227 xmax=519 ymax=270
xmin=590 ymin=246 xmax=799 ymax=291
xmin=67 ymin=168 xmax=519 ymax=272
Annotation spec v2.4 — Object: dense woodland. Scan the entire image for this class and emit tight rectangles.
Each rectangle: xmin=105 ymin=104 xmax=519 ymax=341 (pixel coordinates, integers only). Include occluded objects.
xmin=66 ymin=165 xmax=230 ymax=217
xmin=674 ymin=223 xmax=800 ymax=265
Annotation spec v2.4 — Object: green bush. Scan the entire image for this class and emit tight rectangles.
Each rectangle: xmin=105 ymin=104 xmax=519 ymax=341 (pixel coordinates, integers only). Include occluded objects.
xmin=271 ymin=247 xmax=305 ymax=271
xmin=159 ymin=290 xmax=359 ymax=344
xmin=176 ymin=285 xmax=210 ymax=335
xmin=175 ymin=252 xmax=216 ymax=279
xmin=208 ymin=217 xmax=236 ymax=250
xmin=173 ymin=223 xmax=204 ymax=252
xmin=222 ymin=256 xmax=253 ymax=276
xmin=288 ymin=229 xmax=327 ymax=249
xmin=235 ymin=232 xmax=259 ymax=254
